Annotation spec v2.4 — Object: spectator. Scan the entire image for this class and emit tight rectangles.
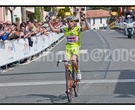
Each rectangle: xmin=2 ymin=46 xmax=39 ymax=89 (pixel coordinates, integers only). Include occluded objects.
xmin=8 ymin=23 xmax=21 ymax=40
xmin=33 ymin=19 xmax=38 ymax=31
xmin=20 ymin=22 xmax=25 ymax=28
xmin=0 ymin=23 xmax=3 ymax=32
xmin=0 ymin=24 xmax=11 ymax=41
xmin=15 ymin=17 xmax=20 ymax=31
xmin=41 ymin=25 xmax=48 ymax=36
xmin=26 ymin=17 xmax=29 ymax=22
xmin=19 ymin=27 xmax=25 ymax=39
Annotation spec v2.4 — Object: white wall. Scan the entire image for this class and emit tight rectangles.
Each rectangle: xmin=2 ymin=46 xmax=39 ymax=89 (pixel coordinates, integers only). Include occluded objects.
xmin=14 ymin=7 xmax=22 ymax=23
xmin=26 ymin=7 xmax=34 ymax=13
xmin=0 ymin=7 xmax=3 ymax=21
xmin=5 ymin=7 xmax=22 ymax=23
xmin=88 ymin=17 xmax=108 ymax=29
xmin=4 ymin=7 xmax=34 ymax=23
xmin=43 ymin=11 xmax=49 ymax=21
xmin=5 ymin=9 xmax=11 ymax=22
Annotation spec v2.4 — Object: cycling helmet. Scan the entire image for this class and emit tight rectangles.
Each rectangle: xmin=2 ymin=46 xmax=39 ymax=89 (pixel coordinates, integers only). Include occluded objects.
xmin=66 ymin=16 xmax=75 ymax=21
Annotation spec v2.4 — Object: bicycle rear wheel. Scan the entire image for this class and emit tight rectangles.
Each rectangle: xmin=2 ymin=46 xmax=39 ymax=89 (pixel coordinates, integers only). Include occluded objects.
xmin=72 ymin=70 xmax=79 ymax=97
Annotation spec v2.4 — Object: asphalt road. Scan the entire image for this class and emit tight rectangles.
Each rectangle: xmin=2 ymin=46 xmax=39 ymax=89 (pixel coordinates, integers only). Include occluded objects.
xmin=0 ymin=29 xmax=135 ymax=104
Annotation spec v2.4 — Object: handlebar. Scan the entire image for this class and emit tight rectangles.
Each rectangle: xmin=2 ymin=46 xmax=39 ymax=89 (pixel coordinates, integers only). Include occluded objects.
xmin=56 ymin=59 xmax=79 ymax=67
xmin=57 ymin=60 xmax=68 ymax=67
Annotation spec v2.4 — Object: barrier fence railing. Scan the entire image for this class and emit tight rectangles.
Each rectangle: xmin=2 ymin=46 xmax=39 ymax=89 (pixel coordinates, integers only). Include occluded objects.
xmin=0 ymin=32 xmax=64 ymax=67
xmin=115 ymin=22 xmax=125 ymax=30
xmin=109 ymin=22 xmax=115 ymax=29
xmin=114 ymin=22 xmax=135 ymax=35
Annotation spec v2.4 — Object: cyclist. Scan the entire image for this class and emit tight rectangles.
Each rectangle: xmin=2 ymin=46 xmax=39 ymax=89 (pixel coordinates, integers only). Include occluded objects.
xmin=49 ymin=14 xmax=90 ymax=82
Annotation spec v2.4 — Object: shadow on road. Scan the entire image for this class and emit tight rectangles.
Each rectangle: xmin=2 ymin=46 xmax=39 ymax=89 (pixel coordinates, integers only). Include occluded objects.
xmin=112 ymin=36 xmax=135 ymax=39
xmin=0 ymin=93 xmax=69 ymax=104
xmin=114 ymin=70 xmax=135 ymax=98
xmin=27 ymin=94 xmax=68 ymax=104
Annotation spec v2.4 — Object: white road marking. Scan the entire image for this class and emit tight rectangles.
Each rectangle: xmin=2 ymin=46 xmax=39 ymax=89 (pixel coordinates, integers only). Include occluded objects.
xmin=110 ymin=30 xmax=115 ymax=31
xmin=101 ymin=30 xmax=106 ymax=31
xmin=0 ymin=79 xmax=135 ymax=87
xmin=82 ymin=83 xmax=92 ymax=89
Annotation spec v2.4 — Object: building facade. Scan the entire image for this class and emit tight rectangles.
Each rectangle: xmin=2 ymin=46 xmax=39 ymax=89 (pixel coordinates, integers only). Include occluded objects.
xmin=0 ymin=7 xmax=3 ymax=21
xmin=86 ymin=10 xmax=111 ymax=29
xmin=0 ymin=7 xmax=35 ymax=23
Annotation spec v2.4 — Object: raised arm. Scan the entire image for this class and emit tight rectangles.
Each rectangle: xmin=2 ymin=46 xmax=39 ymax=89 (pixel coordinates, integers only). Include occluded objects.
xmin=48 ymin=20 xmax=61 ymax=33
xmin=81 ymin=18 xmax=90 ymax=32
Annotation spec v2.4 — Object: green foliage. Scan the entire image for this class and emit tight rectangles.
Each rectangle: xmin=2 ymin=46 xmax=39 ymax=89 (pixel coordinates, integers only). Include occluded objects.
xmin=57 ymin=7 xmax=72 ymax=18
xmin=44 ymin=7 xmax=51 ymax=11
xmin=34 ymin=7 xmax=41 ymax=21
xmin=57 ymin=9 xmax=65 ymax=18
xmin=111 ymin=7 xmax=119 ymax=12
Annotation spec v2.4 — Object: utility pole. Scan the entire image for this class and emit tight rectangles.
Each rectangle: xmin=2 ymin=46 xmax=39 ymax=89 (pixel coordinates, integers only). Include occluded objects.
xmin=21 ymin=7 xmax=26 ymax=22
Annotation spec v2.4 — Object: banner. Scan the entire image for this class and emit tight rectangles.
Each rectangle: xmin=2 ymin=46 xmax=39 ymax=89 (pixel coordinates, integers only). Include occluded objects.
xmin=0 ymin=33 xmax=64 ymax=67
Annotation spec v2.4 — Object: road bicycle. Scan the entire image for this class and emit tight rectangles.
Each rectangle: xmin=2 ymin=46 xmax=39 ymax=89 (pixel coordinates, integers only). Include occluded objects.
xmin=57 ymin=59 xmax=80 ymax=102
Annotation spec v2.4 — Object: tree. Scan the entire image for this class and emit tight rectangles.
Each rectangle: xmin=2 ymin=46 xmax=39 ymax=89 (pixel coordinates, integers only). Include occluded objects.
xmin=57 ymin=9 xmax=65 ymax=18
xmin=34 ymin=7 xmax=41 ymax=21
xmin=57 ymin=7 xmax=72 ymax=18
xmin=44 ymin=7 xmax=51 ymax=11
xmin=111 ymin=7 xmax=119 ymax=12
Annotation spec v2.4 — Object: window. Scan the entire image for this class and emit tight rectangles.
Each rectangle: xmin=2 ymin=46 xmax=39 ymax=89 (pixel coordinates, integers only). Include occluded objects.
xmin=100 ymin=18 xmax=102 ymax=24
xmin=93 ymin=18 xmax=95 ymax=24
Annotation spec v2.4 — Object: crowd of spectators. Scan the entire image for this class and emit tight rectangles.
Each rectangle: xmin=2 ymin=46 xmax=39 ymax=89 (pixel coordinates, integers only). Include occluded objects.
xmin=115 ymin=10 xmax=135 ymax=23
xmin=0 ymin=15 xmax=68 ymax=70
xmin=0 ymin=16 xmax=67 ymax=44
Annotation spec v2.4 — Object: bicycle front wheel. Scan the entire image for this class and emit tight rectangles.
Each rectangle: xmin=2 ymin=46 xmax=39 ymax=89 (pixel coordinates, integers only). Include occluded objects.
xmin=66 ymin=70 xmax=73 ymax=102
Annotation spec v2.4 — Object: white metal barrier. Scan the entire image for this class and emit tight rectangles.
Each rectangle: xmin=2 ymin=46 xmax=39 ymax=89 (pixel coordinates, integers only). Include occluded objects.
xmin=0 ymin=32 xmax=64 ymax=67
xmin=115 ymin=22 xmax=135 ymax=30
xmin=115 ymin=22 xmax=125 ymax=30
xmin=115 ymin=22 xmax=135 ymax=34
